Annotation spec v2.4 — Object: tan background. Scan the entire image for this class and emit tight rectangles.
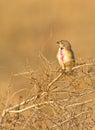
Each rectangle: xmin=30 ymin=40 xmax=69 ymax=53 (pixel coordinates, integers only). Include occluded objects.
xmin=0 ymin=0 xmax=95 ymax=94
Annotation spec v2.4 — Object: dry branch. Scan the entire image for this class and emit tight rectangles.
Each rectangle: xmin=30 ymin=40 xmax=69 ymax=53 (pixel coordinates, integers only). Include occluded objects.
xmin=47 ymin=62 xmax=94 ymax=90
xmin=9 ymin=101 xmax=53 ymax=113
xmin=50 ymin=110 xmax=90 ymax=129
xmin=1 ymin=91 xmax=48 ymax=118
xmin=66 ymin=98 xmax=95 ymax=108
xmin=0 ymin=58 xmax=95 ymax=129
xmin=1 ymin=62 xmax=94 ymax=117
xmin=1 ymin=95 xmax=37 ymax=118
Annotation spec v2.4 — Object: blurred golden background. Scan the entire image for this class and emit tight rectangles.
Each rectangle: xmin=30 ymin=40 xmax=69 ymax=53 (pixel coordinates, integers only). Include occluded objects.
xmin=0 ymin=0 xmax=95 ymax=94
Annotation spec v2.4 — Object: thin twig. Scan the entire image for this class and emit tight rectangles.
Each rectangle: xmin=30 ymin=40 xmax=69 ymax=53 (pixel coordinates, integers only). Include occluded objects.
xmin=9 ymin=88 xmax=28 ymax=101
xmin=13 ymin=71 xmax=34 ymax=76
xmin=1 ymin=95 xmax=37 ymax=118
xmin=50 ymin=110 xmax=90 ymax=129
xmin=47 ymin=72 xmax=64 ymax=90
xmin=9 ymin=101 xmax=53 ymax=113
xmin=47 ymin=63 xmax=94 ymax=90
xmin=1 ymin=91 xmax=48 ymax=117
xmin=72 ymin=63 xmax=94 ymax=70
xmin=22 ymin=109 xmax=37 ymax=130
xmin=66 ymin=98 xmax=95 ymax=108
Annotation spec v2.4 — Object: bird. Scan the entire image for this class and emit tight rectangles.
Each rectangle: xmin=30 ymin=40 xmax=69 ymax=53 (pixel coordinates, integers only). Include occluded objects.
xmin=57 ymin=40 xmax=75 ymax=72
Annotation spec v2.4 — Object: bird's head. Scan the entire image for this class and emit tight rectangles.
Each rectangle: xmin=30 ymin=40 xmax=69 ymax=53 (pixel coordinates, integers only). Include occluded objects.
xmin=57 ymin=40 xmax=71 ymax=50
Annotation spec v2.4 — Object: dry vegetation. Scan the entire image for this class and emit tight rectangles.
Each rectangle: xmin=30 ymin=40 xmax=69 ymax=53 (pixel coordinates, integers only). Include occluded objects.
xmin=0 ymin=1 xmax=95 ymax=130
xmin=0 ymin=54 xmax=95 ymax=130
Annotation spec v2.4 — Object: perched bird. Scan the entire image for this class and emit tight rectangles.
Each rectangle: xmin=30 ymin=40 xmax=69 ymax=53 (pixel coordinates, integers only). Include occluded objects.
xmin=57 ymin=40 xmax=75 ymax=71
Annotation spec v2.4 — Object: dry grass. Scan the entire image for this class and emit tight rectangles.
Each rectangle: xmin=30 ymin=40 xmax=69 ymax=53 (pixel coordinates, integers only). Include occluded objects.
xmin=0 ymin=54 xmax=95 ymax=130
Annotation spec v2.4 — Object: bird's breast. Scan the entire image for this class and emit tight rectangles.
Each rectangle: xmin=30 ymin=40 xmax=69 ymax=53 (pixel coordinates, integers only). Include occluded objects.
xmin=60 ymin=48 xmax=64 ymax=61
xmin=57 ymin=48 xmax=64 ymax=63
xmin=57 ymin=48 xmax=71 ymax=63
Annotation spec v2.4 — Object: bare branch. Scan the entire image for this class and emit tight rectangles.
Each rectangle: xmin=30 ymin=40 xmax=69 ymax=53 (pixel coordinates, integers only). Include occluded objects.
xmin=66 ymin=98 xmax=95 ymax=108
xmin=9 ymin=101 xmax=53 ymax=113
xmin=47 ymin=62 xmax=94 ymax=90
xmin=13 ymin=71 xmax=34 ymax=76
xmin=50 ymin=110 xmax=90 ymax=129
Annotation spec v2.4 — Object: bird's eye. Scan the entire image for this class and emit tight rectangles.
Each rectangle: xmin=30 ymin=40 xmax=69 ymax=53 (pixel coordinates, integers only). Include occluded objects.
xmin=57 ymin=41 xmax=60 ymax=44
xmin=61 ymin=43 xmax=65 ymax=46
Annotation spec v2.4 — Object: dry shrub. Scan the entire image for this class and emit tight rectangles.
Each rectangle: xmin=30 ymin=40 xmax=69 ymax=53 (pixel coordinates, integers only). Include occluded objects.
xmin=0 ymin=55 xmax=95 ymax=130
